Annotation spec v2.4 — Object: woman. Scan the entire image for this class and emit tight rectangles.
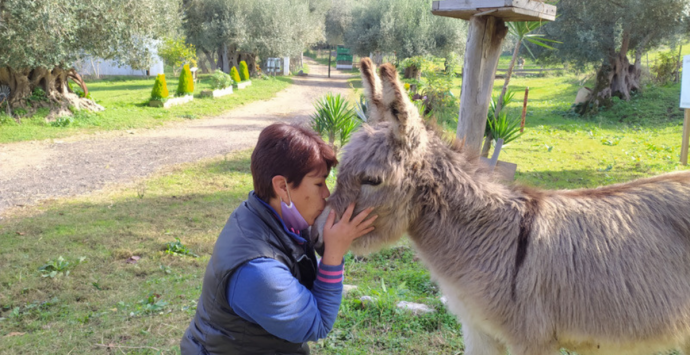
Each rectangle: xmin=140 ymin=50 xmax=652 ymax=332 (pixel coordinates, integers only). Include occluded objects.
xmin=180 ymin=123 xmax=376 ymax=354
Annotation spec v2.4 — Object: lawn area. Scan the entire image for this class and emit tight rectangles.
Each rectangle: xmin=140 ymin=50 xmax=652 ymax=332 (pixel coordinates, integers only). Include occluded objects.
xmin=0 ymin=75 xmax=292 ymax=144
xmin=1 ymin=65 xmax=689 ymax=354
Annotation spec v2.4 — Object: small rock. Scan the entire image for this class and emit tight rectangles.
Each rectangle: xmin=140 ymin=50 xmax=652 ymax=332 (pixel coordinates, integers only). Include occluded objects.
xmin=360 ymin=296 xmax=376 ymax=304
xmin=396 ymin=301 xmax=435 ymax=315
xmin=125 ymin=255 xmax=141 ymax=264
xmin=440 ymin=296 xmax=448 ymax=305
xmin=343 ymin=284 xmax=358 ymax=297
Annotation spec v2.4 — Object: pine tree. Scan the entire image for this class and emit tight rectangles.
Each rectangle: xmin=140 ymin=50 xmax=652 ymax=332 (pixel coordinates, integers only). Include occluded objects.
xmin=177 ymin=64 xmax=194 ymax=96
xmin=230 ymin=66 xmax=241 ymax=83
xmin=239 ymin=61 xmax=250 ymax=81
xmin=151 ymin=74 xmax=169 ymax=100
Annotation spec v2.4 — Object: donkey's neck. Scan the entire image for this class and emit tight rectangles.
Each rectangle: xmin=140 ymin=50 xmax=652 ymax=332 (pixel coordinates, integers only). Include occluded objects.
xmin=407 ymin=137 xmax=531 ymax=280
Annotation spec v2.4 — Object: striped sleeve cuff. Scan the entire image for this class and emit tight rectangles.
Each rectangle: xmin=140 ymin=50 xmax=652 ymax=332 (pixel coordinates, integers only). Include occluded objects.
xmin=316 ymin=261 xmax=344 ymax=284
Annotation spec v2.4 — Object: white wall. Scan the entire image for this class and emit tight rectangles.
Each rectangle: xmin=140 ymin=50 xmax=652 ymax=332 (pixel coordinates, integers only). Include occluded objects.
xmin=74 ymin=42 xmax=165 ymax=77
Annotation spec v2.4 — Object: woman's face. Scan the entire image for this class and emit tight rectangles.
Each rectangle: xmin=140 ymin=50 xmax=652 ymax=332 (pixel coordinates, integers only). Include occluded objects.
xmin=288 ymin=162 xmax=330 ymax=226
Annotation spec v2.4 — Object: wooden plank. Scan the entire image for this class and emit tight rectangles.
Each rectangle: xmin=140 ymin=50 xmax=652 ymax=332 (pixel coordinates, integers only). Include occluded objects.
xmin=682 ymin=109 xmax=690 ymax=165
xmin=496 ymin=68 xmax=562 ymax=72
xmin=480 ymin=157 xmax=518 ymax=181
xmin=432 ymin=0 xmax=556 ymax=21
xmin=456 ymin=16 xmax=507 ymax=153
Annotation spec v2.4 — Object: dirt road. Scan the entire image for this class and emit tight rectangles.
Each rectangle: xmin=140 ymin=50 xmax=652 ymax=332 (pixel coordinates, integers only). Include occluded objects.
xmin=0 ymin=59 xmax=353 ymax=215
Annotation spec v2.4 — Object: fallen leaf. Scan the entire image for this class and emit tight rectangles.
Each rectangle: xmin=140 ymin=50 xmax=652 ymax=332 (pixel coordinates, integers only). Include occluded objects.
xmin=125 ymin=256 xmax=141 ymax=264
xmin=5 ymin=332 xmax=25 ymax=337
xmin=16 ymin=232 xmax=24 ymax=236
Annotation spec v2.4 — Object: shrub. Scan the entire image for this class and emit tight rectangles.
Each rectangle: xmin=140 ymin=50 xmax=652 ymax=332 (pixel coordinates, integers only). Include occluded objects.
xmin=652 ymin=51 xmax=677 ymax=85
xmin=158 ymin=36 xmax=197 ymax=76
xmin=151 ymin=74 xmax=169 ymax=100
xmin=239 ymin=61 xmax=250 ymax=81
xmin=486 ymin=89 xmax=524 ymax=144
xmin=210 ymin=70 xmax=233 ymax=90
xmin=176 ymin=64 xmax=194 ymax=96
xmin=230 ymin=66 xmax=241 ymax=84
xmin=310 ymin=93 xmax=362 ymax=153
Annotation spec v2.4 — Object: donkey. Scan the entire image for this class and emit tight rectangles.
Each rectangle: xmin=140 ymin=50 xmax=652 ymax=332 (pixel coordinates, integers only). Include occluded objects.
xmin=314 ymin=58 xmax=690 ymax=355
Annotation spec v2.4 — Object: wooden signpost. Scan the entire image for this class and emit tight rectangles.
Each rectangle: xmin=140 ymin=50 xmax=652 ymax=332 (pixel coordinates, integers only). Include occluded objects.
xmin=432 ymin=0 xmax=557 ymax=154
xmin=432 ymin=0 xmax=556 ymax=180
xmin=680 ymin=55 xmax=690 ymax=165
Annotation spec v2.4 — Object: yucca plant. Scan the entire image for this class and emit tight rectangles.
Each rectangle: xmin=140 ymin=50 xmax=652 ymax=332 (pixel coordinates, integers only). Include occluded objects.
xmin=310 ymin=93 xmax=362 ymax=153
xmin=354 ymin=94 xmax=368 ymax=122
xmin=486 ymin=89 xmax=523 ymax=145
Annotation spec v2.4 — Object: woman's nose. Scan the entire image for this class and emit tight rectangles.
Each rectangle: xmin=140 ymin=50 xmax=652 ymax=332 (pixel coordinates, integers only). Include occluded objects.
xmin=323 ymin=186 xmax=331 ymax=198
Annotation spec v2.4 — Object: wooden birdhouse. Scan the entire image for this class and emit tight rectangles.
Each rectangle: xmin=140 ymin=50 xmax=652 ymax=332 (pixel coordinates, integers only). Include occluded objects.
xmin=432 ymin=0 xmax=556 ymax=22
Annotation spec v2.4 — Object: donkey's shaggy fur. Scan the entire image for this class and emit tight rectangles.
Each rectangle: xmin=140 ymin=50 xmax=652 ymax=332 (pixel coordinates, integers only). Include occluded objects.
xmin=315 ymin=58 xmax=690 ymax=355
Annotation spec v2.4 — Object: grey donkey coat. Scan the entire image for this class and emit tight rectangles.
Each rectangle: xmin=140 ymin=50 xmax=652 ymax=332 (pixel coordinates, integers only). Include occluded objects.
xmin=314 ymin=58 xmax=690 ymax=355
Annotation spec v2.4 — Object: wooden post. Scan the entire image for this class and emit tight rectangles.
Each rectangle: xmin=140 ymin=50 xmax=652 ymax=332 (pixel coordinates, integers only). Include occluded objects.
xmin=456 ymin=15 xmax=508 ymax=153
xmin=677 ymin=44 xmax=683 ymax=83
xmin=682 ymin=109 xmax=690 ymax=166
xmin=520 ymin=87 xmax=529 ymax=133
xmin=328 ymin=48 xmax=332 ymax=78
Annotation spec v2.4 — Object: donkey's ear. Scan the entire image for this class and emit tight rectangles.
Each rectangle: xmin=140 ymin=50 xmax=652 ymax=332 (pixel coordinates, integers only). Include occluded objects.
xmin=378 ymin=63 xmax=424 ymax=148
xmin=360 ymin=58 xmax=384 ymax=124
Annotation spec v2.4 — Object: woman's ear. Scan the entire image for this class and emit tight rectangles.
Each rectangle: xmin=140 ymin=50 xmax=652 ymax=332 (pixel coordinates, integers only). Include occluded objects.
xmin=271 ymin=175 xmax=289 ymax=203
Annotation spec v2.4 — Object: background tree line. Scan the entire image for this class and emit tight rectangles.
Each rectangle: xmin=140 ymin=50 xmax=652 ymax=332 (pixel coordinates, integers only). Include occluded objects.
xmin=1 ymin=0 xmax=689 ymax=117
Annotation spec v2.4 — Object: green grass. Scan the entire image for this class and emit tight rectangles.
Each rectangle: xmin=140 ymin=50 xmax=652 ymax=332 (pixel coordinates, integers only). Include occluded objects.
xmin=1 ymin=65 xmax=690 ymax=354
xmin=0 ymin=75 xmax=292 ymax=144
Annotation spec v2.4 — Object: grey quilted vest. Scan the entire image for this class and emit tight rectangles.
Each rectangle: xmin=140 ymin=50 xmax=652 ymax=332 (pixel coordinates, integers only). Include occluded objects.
xmin=180 ymin=192 xmax=317 ymax=355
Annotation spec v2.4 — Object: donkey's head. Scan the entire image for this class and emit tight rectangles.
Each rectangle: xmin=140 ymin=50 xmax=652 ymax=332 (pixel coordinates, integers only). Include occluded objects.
xmin=314 ymin=58 xmax=430 ymax=255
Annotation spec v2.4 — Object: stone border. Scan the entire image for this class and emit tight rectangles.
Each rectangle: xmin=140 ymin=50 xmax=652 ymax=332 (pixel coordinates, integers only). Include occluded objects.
xmin=200 ymin=86 xmax=233 ymax=98
xmin=235 ymin=80 xmax=252 ymax=90
xmin=149 ymin=95 xmax=193 ymax=108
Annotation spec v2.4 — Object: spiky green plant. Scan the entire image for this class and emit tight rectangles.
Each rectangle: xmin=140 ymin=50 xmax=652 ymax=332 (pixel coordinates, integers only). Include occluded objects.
xmin=486 ymin=89 xmax=523 ymax=144
xmin=310 ymin=93 xmax=362 ymax=153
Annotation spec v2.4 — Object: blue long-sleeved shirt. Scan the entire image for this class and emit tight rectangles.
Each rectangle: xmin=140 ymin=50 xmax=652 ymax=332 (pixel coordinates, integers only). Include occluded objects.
xmin=225 ymin=197 xmax=344 ymax=343
xmin=226 ymin=258 xmax=344 ymax=343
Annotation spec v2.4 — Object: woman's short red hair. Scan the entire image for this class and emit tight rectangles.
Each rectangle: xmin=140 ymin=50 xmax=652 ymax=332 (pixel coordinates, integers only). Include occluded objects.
xmin=251 ymin=123 xmax=337 ymax=201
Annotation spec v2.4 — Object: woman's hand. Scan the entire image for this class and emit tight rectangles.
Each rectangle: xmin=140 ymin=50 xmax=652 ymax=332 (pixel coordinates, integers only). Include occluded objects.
xmin=321 ymin=203 xmax=377 ymax=266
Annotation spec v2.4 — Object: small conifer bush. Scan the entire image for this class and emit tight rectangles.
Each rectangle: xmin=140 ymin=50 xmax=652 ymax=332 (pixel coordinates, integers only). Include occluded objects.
xmin=151 ymin=74 xmax=169 ymax=100
xmin=177 ymin=64 xmax=194 ymax=96
xmin=230 ymin=66 xmax=241 ymax=84
xmin=239 ymin=61 xmax=250 ymax=81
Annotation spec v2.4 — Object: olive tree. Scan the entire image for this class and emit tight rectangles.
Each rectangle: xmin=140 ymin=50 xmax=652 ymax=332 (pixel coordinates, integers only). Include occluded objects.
xmin=0 ymin=0 xmax=179 ymax=113
xmin=341 ymin=0 xmax=466 ymax=77
xmin=539 ymin=0 xmax=690 ymax=114
xmin=183 ymin=0 xmax=328 ymax=75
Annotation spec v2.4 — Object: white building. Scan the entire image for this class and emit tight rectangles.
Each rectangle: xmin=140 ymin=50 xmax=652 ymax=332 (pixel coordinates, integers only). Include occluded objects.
xmin=74 ymin=42 xmax=164 ymax=77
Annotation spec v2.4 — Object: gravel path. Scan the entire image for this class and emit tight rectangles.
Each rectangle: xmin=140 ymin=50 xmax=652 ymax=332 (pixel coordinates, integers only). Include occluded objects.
xmin=0 ymin=59 xmax=352 ymax=215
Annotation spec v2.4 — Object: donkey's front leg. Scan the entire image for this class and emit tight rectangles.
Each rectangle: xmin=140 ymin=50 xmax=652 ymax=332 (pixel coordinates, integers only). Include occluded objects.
xmin=462 ymin=323 xmax=507 ymax=355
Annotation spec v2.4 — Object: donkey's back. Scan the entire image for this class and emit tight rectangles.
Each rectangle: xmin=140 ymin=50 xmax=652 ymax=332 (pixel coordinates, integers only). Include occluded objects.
xmin=508 ymin=171 xmax=690 ymax=355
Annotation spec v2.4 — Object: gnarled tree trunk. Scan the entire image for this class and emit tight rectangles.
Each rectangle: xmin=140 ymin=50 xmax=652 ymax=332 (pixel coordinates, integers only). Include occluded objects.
xmin=403 ymin=64 xmax=421 ymax=79
xmin=579 ymin=29 xmax=642 ymax=115
xmin=0 ymin=66 xmax=103 ymax=120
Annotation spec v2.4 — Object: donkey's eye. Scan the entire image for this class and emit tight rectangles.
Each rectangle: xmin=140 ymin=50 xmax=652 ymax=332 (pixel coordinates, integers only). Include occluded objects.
xmin=391 ymin=107 xmax=400 ymax=117
xmin=361 ymin=176 xmax=382 ymax=186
